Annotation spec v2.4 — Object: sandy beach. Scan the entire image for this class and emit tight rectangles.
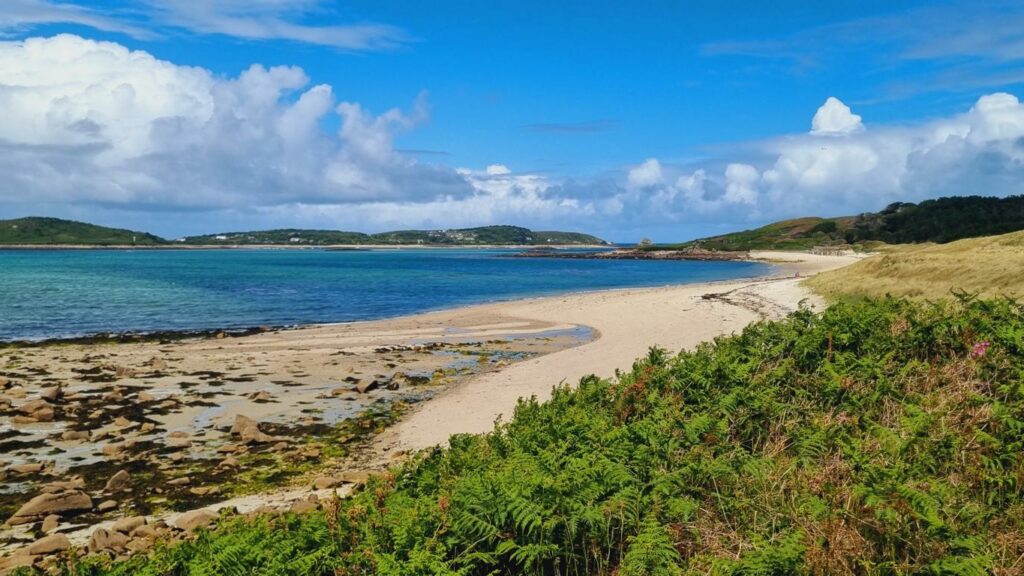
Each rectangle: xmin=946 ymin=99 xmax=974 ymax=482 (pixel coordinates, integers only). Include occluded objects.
xmin=0 ymin=250 xmax=858 ymax=556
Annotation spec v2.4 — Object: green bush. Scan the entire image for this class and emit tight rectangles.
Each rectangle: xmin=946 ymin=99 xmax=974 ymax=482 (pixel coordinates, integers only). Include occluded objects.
xmin=65 ymin=296 xmax=1024 ymax=575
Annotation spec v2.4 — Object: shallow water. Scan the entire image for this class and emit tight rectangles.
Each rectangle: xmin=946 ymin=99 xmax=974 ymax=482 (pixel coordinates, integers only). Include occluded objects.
xmin=0 ymin=248 xmax=771 ymax=341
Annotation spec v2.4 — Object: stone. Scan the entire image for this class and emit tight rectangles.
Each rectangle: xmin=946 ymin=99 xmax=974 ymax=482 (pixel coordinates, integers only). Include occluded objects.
xmin=166 ymin=476 xmax=191 ymax=486
xmin=113 ymin=416 xmax=131 ymax=427
xmin=229 ymin=414 xmax=256 ymax=435
xmin=18 ymin=399 xmax=51 ymax=414
xmin=312 ymin=476 xmax=342 ymax=490
xmin=250 ymin=390 xmax=272 ymax=402
xmin=0 ymin=550 xmax=36 ymax=572
xmin=61 ymin=430 xmax=89 ymax=442
xmin=41 ymin=479 xmax=84 ymax=493
xmin=139 ymin=422 xmax=156 ymax=433
xmin=137 ymin=392 xmax=156 ymax=402
xmin=39 ymin=386 xmax=62 ymax=402
xmin=330 ymin=387 xmax=348 ymax=397
xmin=102 ymin=442 xmax=126 ymax=458
xmin=289 ymin=496 xmax=319 ymax=514
xmin=218 ymin=456 xmax=240 ymax=468
xmin=166 ymin=435 xmax=192 ymax=448
xmin=88 ymin=528 xmax=128 ymax=554
xmin=130 ymin=524 xmax=159 ymax=539
xmin=355 ymin=380 xmax=379 ymax=394
xmin=11 ymin=463 xmax=44 ymax=474
xmin=114 ymin=366 xmax=136 ymax=379
xmin=105 ymin=470 xmax=131 ymax=492
xmin=0 ymin=376 xmax=9 ymax=387
xmin=149 ymin=357 xmax=168 ymax=371
xmin=173 ymin=509 xmax=218 ymax=532
xmin=189 ymin=486 xmax=219 ymax=496
xmin=41 ymin=515 xmax=59 ymax=533
xmin=111 ymin=516 xmax=146 ymax=535
xmin=126 ymin=537 xmax=153 ymax=553
xmin=7 ymin=491 xmax=92 ymax=525
xmin=31 ymin=407 xmax=55 ymax=422
xmin=11 ymin=415 xmax=37 ymax=424
xmin=28 ymin=533 xmax=71 ymax=555
xmin=97 ymin=499 xmax=118 ymax=512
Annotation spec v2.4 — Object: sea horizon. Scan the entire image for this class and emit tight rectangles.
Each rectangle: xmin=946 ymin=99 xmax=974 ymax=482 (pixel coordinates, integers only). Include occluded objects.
xmin=0 ymin=247 xmax=771 ymax=342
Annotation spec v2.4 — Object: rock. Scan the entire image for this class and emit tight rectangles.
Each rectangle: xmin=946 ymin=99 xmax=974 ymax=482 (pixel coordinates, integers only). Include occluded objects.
xmin=166 ymin=476 xmax=190 ymax=486
xmin=31 ymin=407 xmax=55 ymax=422
xmin=103 ymin=389 xmax=124 ymax=402
xmin=218 ymin=456 xmax=240 ymax=468
xmin=8 ymin=491 xmax=92 ymax=525
xmin=337 ymin=470 xmax=382 ymax=486
xmin=131 ymin=524 xmax=158 ymax=539
xmin=289 ymin=496 xmax=319 ymax=514
xmin=18 ymin=399 xmax=50 ymax=414
xmin=0 ymin=550 xmax=36 ymax=572
xmin=355 ymin=380 xmax=380 ymax=394
xmin=61 ymin=430 xmax=89 ymax=442
xmin=126 ymin=537 xmax=153 ymax=553
xmin=137 ymin=392 xmax=156 ymax=402
xmin=189 ymin=486 xmax=219 ymax=496
xmin=312 ymin=476 xmax=342 ymax=490
xmin=238 ymin=422 xmax=273 ymax=444
xmin=229 ymin=414 xmax=256 ymax=435
xmin=114 ymin=366 xmax=136 ymax=379
xmin=11 ymin=463 xmax=44 ymax=474
xmin=148 ymin=357 xmax=168 ymax=371
xmin=102 ymin=442 xmax=126 ymax=458
xmin=11 ymin=415 xmax=37 ymax=424
xmin=97 ymin=499 xmax=118 ymax=512
xmin=166 ymin=435 xmax=192 ymax=449
xmin=111 ymin=516 xmax=146 ymax=535
xmin=113 ymin=416 xmax=132 ymax=427
xmin=139 ymin=422 xmax=156 ymax=433
xmin=217 ymin=444 xmax=239 ymax=454
xmin=41 ymin=515 xmax=59 ymax=533
xmin=330 ymin=387 xmax=348 ymax=397
xmin=250 ymin=390 xmax=272 ymax=402
xmin=105 ymin=470 xmax=131 ymax=492
xmin=88 ymin=528 xmax=128 ymax=554
xmin=39 ymin=386 xmax=62 ymax=402
xmin=28 ymin=533 xmax=71 ymax=555
xmin=41 ymin=479 xmax=84 ymax=493
xmin=0 ymin=376 xmax=9 ymax=387
xmin=173 ymin=509 xmax=218 ymax=532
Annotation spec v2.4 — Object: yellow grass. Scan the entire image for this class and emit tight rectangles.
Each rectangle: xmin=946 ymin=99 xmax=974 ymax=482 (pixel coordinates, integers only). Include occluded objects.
xmin=805 ymin=230 xmax=1024 ymax=300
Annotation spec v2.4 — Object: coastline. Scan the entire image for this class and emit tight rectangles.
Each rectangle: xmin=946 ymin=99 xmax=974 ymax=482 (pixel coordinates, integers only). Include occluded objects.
xmin=0 ymin=250 xmax=860 ymax=556
xmin=0 ymin=243 xmax=613 ymax=251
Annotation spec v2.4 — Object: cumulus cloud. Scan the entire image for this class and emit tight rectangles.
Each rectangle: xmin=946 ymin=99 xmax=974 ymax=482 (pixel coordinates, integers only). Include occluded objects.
xmin=810 ymin=97 xmax=863 ymax=134
xmin=627 ymin=158 xmax=663 ymax=188
xmin=0 ymin=34 xmax=468 ymax=210
xmin=630 ymin=93 xmax=1024 ymax=225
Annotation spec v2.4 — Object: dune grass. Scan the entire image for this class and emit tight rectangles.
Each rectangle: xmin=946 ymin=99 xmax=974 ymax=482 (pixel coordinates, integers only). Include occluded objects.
xmin=806 ymin=230 xmax=1024 ymax=300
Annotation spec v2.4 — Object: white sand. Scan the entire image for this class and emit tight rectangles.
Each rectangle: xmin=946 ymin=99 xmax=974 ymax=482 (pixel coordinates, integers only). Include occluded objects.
xmin=374 ymin=251 xmax=859 ymax=454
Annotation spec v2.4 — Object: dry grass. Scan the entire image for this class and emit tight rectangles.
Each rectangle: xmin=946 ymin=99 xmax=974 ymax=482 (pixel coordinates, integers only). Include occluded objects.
xmin=806 ymin=230 xmax=1024 ymax=300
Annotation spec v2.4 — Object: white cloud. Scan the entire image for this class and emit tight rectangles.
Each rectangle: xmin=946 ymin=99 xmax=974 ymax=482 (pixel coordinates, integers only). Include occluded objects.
xmin=0 ymin=0 xmax=409 ymax=51
xmin=627 ymin=158 xmax=663 ymax=188
xmin=810 ymin=97 xmax=863 ymax=135
xmin=0 ymin=34 xmax=467 ymax=209
xmin=633 ymin=93 xmax=1024 ymax=224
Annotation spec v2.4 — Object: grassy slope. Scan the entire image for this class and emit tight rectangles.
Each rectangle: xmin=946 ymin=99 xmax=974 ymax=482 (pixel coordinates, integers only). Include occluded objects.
xmin=183 ymin=226 xmax=606 ymax=246
xmin=65 ymin=297 xmax=1024 ymax=575
xmin=677 ymin=217 xmax=856 ymax=251
xmin=0 ymin=217 xmax=166 ymax=246
xmin=807 ymin=230 xmax=1024 ymax=300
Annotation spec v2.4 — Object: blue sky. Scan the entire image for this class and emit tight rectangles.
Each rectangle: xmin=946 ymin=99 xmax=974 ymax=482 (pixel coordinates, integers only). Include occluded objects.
xmin=2 ymin=0 xmax=1024 ymax=241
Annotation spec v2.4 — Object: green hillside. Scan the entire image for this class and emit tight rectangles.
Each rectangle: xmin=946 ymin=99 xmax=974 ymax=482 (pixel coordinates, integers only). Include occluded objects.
xmin=69 ymin=296 xmax=1024 ymax=574
xmin=180 ymin=229 xmax=371 ymax=245
xmin=677 ymin=195 xmax=1024 ymax=251
xmin=184 ymin=225 xmax=607 ymax=246
xmin=0 ymin=217 xmax=166 ymax=246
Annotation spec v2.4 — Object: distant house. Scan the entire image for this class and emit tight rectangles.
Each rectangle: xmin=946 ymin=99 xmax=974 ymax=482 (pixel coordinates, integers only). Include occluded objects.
xmin=214 ymin=235 xmax=228 ymax=241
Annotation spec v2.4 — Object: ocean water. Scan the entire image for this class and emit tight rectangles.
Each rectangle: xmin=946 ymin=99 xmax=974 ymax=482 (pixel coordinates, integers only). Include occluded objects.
xmin=0 ymin=249 xmax=772 ymax=341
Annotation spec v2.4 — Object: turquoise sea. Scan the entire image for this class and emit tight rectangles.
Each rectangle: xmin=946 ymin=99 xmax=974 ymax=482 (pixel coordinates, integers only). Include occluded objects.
xmin=0 ymin=249 xmax=772 ymax=341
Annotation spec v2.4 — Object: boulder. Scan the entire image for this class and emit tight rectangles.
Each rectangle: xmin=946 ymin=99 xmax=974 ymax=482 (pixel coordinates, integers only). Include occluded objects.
xmin=39 ymin=386 xmax=62 ymax=402
xmin=0 ymin=376 xmax=9 ymax=387
xmin=166 ymin=477 xmax=191 ymax=487
xmin=111 ymin=516 xmax=146 ymax=535
xmin=0 ymin=550 xmax=35 ymax=572
xmin=104 ymin=470 xmax=131 ymax=492
xmin=28 ymin=533 xmax=71 ymax=555
xmin=61 ymin=430 xmax=89 ymax=442
xmin=18 ymin=399 xmax=50 ymax=414
xmin=31 ymin=407 xmax=55 ymax=422
xmin=229 ymin=414 xmax=256 ymax=435
xmin=88 ymin=528 xmax=128 ymax=554
xmin=136 ymin=392 xmax=156 ymax=402
xmin=102 ymin=442 xmax=126 ymax=458
xmin=41 ymin=514 xmax=59 ymax=533
xmin=173 ymin=509 xmax=218 ymax=533
xmin=97 ymin=499 xmax=118 ymax=512
xmin=7 ymin=491 xmax=92 ymax=525
xmin=289 ymin=496 xmax=319 ymax=514
xmin=11 ymin=463 xmax=44 ymax=474
xmin=148 ymin=357 xmax=168 ymax=371
xmin=355 ymin=380 xmax=380 ymax=394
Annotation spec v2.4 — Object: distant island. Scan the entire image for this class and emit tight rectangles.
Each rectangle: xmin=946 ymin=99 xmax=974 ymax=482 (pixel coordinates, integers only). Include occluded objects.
xmin=0 ymin=218 xmax=609 ymax=247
